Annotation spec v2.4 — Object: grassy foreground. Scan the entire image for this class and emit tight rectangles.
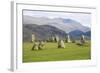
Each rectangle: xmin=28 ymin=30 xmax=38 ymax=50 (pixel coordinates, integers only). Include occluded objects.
xmin=23 ymin=42 xmax=91 ymax=63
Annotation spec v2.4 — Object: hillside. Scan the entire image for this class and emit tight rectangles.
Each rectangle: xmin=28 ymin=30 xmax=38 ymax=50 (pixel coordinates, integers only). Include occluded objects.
xmin=23 ymin=24 xmax=67 ymax=41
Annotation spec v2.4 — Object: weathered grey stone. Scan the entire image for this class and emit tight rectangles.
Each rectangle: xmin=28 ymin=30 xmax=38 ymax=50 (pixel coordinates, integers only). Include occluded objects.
xmin=31 ymin=34 xmax=35 ymax=43
xmin=32 ymin=42 xmax=39 ymax=50
xmin=58 ymin=40 xmax=65 ymax=48
xmin=66 ymin=35 xmax=71 ymax=43
xmin=38 ymin=41 xmax=45 ymax=50
xmin=55 ymin=35 xmax=59 ymax=42
xmin=80 ymin=35 xmax=85 ymax=44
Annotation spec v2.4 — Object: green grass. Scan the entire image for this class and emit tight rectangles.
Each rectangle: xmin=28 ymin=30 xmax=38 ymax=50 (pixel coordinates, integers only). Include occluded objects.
xmin=23 ymin=42 xmax=91 ymax=62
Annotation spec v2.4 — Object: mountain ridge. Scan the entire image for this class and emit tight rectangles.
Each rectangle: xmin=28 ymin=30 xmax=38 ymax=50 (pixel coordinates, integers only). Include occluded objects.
xmin=23 ymin=24 xmax=67 ymax=41
xmin=23 ymin=15 xmax=90 ymax=33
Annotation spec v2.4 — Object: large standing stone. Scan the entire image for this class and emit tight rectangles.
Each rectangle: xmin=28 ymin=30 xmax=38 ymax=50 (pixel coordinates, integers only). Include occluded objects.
xmin=32 ymin=42 xmax=39 ymax=50
xmin=55 ymin=35 xmax=59 ymax=42
xmin=31 ymin=33 xmax=35 ymax=43
xmin=58 ymin=40 xmax=65 ymax=48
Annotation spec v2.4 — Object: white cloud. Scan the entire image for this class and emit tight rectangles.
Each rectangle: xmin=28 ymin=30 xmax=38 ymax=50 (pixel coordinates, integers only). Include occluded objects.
xmin=23 ymin=10 xmax=91 ymax=27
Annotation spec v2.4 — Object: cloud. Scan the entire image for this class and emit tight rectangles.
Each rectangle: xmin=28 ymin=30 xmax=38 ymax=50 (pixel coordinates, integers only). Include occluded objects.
xmin=23 ymin=10 xmax=91 ymax=27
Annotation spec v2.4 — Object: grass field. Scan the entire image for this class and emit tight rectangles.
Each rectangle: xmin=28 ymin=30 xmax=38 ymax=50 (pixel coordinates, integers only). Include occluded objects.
xmin=23 ymin=42 xmax=91 ymax=63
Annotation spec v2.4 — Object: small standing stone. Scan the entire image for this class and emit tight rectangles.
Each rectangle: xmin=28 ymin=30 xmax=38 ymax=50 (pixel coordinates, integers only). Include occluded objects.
xmin=80 ymin=35 xmax=85 ymax=44
xmin=38 ymin=41 xmax=45 ymax=50
xmin=66 ymin=34 xmax=71 ymax=43
xmin=77 ymin=35 xmax=85 ymax=46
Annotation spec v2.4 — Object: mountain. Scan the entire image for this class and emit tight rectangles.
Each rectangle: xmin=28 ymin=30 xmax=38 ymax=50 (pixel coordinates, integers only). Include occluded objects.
xmin=69 ymin=30 xmax=91 ymax=40
xmin=69 ymin=30 xmax=84 ymax=36
xmin=23 ymin=24 xmax=67 ymax=42
xmin=23 ymin=15 xmax=90 ymax=33
xmin=84 ymin=31 xmax=91 ymax=36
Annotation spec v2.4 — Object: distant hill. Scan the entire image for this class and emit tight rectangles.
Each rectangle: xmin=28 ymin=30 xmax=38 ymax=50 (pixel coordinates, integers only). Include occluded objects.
xmin=23 ymin=15 xmax=91 ymax=41
xmin=69 ymin=30 xmax=91 ymax=40
xmin=69 ymin=30 xmax=84 ymax=37
xmin=23 ymin=15 xmax=90 ymax=33
xmin=84 ymin=31 xmax=91 ymax=36
xmin=23 ymin=24 xmax=67 ymax=42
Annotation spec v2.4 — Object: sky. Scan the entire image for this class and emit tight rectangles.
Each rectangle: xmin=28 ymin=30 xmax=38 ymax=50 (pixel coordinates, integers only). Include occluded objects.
xmin=23 ymin=10 xmax=91 ymax=27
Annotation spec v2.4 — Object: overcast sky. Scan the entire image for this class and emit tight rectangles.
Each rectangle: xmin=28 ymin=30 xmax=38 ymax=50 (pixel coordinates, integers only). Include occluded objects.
xmin=23 ymin=10 xmax=91 ymax=27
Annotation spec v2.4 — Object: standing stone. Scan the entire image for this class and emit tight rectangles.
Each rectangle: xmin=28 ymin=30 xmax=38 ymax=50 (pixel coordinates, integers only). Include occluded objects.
xmin=58 ymin=40 xmax=65 ymax=48
xmin=55 ymin=35 xmax=59 ymax=42
xmin=38 ymin=41 xmax=45 ymax=50
xmin=80 ymin=35 xmax=85 ymax=44
xmin=32 ymin=42 xmax=39 ymax=50
xmin=66 ymin=34 xmax=71 ymax=43
xmin=31 ymin=33 xmax=35 ymax=43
